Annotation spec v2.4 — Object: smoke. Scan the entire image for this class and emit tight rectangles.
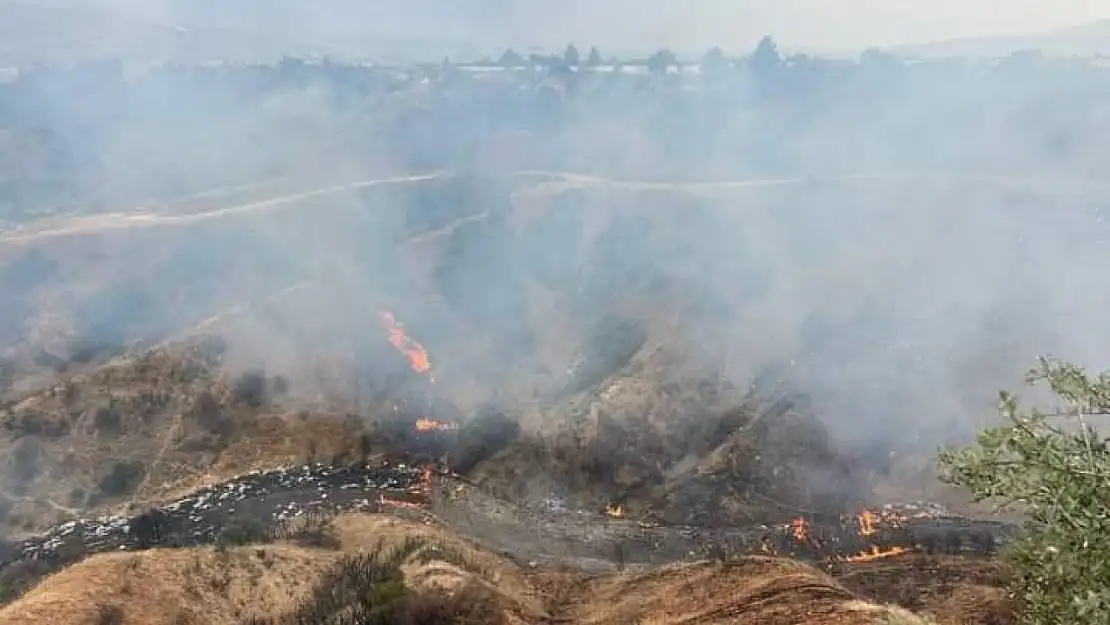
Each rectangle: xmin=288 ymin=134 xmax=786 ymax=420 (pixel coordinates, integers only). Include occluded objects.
xmin=4 ymin=0 xmax=1107 ymax=57
xmin=2 ymin=3 xmax=1110 ymax=496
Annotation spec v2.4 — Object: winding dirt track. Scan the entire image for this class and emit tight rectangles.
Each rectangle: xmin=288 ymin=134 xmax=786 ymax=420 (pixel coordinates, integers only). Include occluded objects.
xmin=2 ymin=169 xmax=1105 ymax=245
xmin=0 ymin=173 xmax=442 ymax=244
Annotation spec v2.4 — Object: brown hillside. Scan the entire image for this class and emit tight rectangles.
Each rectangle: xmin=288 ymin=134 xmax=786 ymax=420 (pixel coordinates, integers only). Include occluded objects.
xmin=564 ymin=557 xmax=931 ymax=625
xmin=0 ymin=545 xmax=331 ymax=625
xmin=1 ymin=513 xmax=950 ymax=625
xmin=0 ymin=336 xmax=365 ymax=536
xmin=0 ymin=176 xmax=1026 ymax=625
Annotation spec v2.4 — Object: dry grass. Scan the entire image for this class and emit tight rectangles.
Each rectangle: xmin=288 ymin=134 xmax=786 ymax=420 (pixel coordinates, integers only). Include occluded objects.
xmin=928 ymin=584 xmax=1018 ymax=625
xmin=564 ymin=556 xmax=936 ymax=625
xmin=0 ymin=544 xmax=331 ymax=625
xmin=331 ymin=514 xmax=545 ymax=622
xmin=0 ymin=516 xmax=960 ymax=625
xmin=834 ymin=554 xmax=1012 ymax=621
xmin=0 ymin=514 xmax=540 ymax=625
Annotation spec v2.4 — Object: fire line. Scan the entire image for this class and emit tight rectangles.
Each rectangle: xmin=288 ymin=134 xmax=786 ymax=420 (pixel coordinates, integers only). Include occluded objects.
xmin=380 ymin=310 xmax=432 ymax=373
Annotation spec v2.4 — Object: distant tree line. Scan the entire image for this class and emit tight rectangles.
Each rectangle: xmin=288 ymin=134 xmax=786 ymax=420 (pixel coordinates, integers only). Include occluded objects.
xmin=0 ymin=35 xmax=1104 ymax=217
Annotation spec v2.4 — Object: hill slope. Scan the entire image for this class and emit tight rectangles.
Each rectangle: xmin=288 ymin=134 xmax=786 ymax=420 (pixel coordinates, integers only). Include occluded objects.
xmin=888 ymin=19 xmax=1110 ymax=58
xmin=2 ymin=513 xmax=969 ymax=625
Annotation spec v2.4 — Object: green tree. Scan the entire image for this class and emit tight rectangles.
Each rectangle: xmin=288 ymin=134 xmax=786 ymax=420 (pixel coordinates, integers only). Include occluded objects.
xmin=586 ymin=46 xmax=603 ymax=66
xmin=647 ymin=49 xmax=677 ymax=76
xmin=701 ymin=46 xmax=729 ymax=77
xmin=750 ymin=35 xmax=781 ymax=75
xmin=498 ymin=48 xmax=525 ymax=68
xmin=939 ymin=357 xmax=1110 ymax=625
xmin=564 ymin=43 xmax=581 ymax=67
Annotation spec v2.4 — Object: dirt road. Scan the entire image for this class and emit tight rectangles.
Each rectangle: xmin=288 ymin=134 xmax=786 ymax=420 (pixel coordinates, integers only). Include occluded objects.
xmin=1 ymin=169 xmax=1105 ymax=245
xmin=0 ymin=173 xmax=441 ymax=244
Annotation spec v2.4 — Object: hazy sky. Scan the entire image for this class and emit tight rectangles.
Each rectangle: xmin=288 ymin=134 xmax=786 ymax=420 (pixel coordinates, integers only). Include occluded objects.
xmin=19 ymin=0 xmax=1110 ymax=54
xmin=488 ymin=0 xmax=1110 ymax=52
xmin=745 ymin=0 xmax=1109 ymax=49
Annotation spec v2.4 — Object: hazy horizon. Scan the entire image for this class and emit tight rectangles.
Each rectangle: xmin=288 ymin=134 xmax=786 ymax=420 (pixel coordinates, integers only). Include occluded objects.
xmin=6 ymin=0 xmax=1110 ymax=56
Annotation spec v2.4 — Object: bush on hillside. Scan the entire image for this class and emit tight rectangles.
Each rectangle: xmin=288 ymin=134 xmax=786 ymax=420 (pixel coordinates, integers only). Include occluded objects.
xmin=939 ymin=357 xmax=1110 ymax=625
xmin=216 ymin=519 xmax=272 ymax=549
xmin=96 ymin=460 xmax=146 ymax=498
xmin=242 ymin=538 xmax=505 ymax=625
xmin=233 ymin=369 xmax=269 ymax=407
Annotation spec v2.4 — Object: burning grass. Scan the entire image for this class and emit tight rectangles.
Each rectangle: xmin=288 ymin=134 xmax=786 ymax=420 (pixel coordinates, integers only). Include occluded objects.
xmin=380 ymin=310 xmax=432 ymax=375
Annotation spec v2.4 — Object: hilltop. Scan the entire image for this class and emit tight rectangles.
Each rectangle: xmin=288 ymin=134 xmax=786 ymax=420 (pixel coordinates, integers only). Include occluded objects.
xmin=887 ymin=18 xmax=1110 ymax=58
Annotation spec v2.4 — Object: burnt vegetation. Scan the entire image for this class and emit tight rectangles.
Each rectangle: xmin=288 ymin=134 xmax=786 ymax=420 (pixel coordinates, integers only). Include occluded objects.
xmin=448 ymin=406 xmax=521 ymax=474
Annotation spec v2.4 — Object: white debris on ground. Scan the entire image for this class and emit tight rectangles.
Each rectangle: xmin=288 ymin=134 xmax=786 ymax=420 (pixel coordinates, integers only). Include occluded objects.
xmin=3 ymin=461 xmax=428 ymax=564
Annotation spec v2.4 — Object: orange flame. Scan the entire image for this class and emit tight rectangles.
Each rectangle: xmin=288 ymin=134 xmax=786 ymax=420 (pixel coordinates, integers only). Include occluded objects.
xmin=380 ymin=311 xmax=431 ymax=373
xmin=415 ymin=417 xmax=459 ymax=432
xmin=845 ymin=545 xmax=909 ymax=562
xmin=606 ymin=504 xmax=626 ymax=518
xmin=858 ymin=509 xmax=878 ymax=537
xmin=790 ymin=517 xmax=809 ymax=543
xmin=378 ymin=494 xmax=426 ymax=511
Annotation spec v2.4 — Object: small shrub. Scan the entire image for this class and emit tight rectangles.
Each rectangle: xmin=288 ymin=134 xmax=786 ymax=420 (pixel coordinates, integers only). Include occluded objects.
xmin=96 ymin=602 xmax=126 ymax=625
xmin=131 ymin=508 xmax=169 ymax=547
xmin=292 ymin=542 xmax=416 ymax=625
xmin=358 ymin=432 xmax=374 ymax=463
xmin=271 ymin=511 xmax=341 ymax=550
xmin=97 ymin=461 xmax=146 ymax=497
xmin=233 ymin=369 xmax=268 ymax=407
xmin=239 ymin=538 xmax=506 ymax=625
xmin=93 ymin=406 xmax=121 ymax=435
xmin=10 ymin=439 xmax=41 ymax=486
xmin=54 ymin=533 xmax=87 ymax=562
xmin=217 ymin=519 xmax=272 ymax=548
xmin=187 ymin=391 xmax=234 ymax=439
xmin=403 ymin=581 xmax=507 ymax=625
xmin=0 ymin=558 xmax=61 ymax=606
xmin=4 ymin=409 xmax=70 ymax=438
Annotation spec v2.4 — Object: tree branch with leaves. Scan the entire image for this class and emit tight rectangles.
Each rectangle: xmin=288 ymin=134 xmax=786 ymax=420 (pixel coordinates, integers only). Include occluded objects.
xmin=938 ymin=357 xmax=1110 ymax=624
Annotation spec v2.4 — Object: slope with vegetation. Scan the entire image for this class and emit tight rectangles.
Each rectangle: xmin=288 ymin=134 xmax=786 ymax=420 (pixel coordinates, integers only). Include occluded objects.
xmin=0 ymin=29 xmax=1107 ymax=624
xmin=2 ymin=511 xmax=965 ymax=625
xmin=940 ymin=358 xmax=1110 ymax=623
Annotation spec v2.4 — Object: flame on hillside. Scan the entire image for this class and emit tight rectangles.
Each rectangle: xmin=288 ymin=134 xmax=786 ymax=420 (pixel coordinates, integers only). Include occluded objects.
xmin=606 ymin=504 xmax=626 ymax=518
xmin=790 ymin=517 xmax=809 ymax=543
xmin=858 ymin=510 xmax=877 ymax=537
xmin=844 ymin=545 xmax=909 ymax=562
xmin=380 ymin=310 xmax=431 ymax=373
xmin=415 ymin=417 xmax=459 ymax=432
